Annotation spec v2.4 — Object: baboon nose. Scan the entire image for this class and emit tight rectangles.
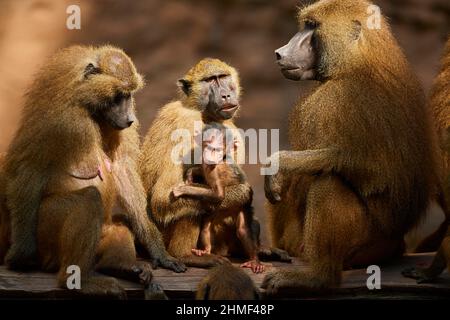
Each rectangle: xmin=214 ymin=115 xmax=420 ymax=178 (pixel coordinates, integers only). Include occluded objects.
xmin=127 ymin=113 xmax=136 ymax=127
xmin=275 ymin=51 xmax=282 ymax=61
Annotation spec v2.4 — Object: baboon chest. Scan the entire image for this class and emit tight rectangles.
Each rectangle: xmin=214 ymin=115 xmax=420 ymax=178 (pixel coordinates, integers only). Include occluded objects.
xmin=48 ymin=153 xmax=117 ymax=219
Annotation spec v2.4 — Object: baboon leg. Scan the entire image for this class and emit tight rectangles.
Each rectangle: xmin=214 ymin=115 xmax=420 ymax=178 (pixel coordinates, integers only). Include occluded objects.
xmin=95 ymin=224 xmax=167 ymax=300
xmin=247 ymin=214 xmax=291 ymax=263
xmin=38 ymin=186 xmax=125 ymax=299
xmin=263 ymin=176 xmax=367 ymax=293
xmin=0 ymin=196 xmax=10 ymax=264
xmin=415 ymin=191 xmax=450 ymax=253
xmin=403 ymin=235 xmax=450 ymax=283
xmin=166 ymin=217 xmax=229 ymax=268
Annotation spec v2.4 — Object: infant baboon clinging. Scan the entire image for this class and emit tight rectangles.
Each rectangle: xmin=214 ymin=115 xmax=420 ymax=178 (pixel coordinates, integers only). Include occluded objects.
xmin=140 ymin=58 xmax=290 ymax=268
xmin=0 ymin=45 xmax=185 ymax=298
xmin=196 ymin=264 xmax=260 ymax=300
xmin=263 ymin=0 xmax=437 ymax=293
xmin=173 ymin=122 xmax=264 ymax=273
xmin=403 ymin=37 xmax=450 ymax=283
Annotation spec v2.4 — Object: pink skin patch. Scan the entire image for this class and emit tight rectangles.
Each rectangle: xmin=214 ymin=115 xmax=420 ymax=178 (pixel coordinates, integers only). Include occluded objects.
xmin=104 ymin=158 xmax=112 ymax=173
xmin=97 ymin=158 xmax=112 ymax=182
xmin=109 ymin=56 xmax=122 ymax=73
xmin=97 ymin=165 xmax=103 ymax=181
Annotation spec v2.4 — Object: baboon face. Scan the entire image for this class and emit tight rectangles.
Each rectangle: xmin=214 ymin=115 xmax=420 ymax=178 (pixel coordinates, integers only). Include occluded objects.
xmin=203 ymin=74 xmax=239 ymax=121
xmin=77 ymin=49 xmax=142 ymax=130
xmin=180 ymin=74 xmax=239 ymax=121
xmin=202 ymin=127 xmax=236 ymax=165
xmin=178 ymin=59 xmax=241 ymax=121
xmin=275 ymin=21 xmax=318 ymax=81
xmin=98 ymin=92 xmax=137 ymax=130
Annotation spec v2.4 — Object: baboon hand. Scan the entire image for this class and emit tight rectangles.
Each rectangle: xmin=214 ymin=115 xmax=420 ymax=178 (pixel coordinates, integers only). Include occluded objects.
xmin=172 ymin=183 xmax=187 ymax=199
xmin=264 ymin=172 xmax=283 ymax=204
xmin=151 ymin=254 xmax=187 ymax=273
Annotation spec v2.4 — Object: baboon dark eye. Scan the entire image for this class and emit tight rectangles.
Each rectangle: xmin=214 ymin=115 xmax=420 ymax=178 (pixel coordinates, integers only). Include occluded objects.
xmin=113 ymin=92 xmax=125 ymax=104
xmin=84 ymin=63 xmax=100 ymax=78
xmin=113 ymin=92 xmax=130 ymax=104
xmin=204 ymin=76 xmax=216 ymax=83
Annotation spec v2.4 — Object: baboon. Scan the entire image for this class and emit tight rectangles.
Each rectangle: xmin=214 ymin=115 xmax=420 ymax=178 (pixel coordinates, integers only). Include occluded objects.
xmin=196 ymin=264 xmax=260 ymax=300
xmin=140 ymin=58 xmax=290 ymax=268
xmin=263 ymin=0 xmax=436 ymax=293
xmin=0 ymin=45 xmax=185 ymax=298
xmin=173 ymin=122 xmax=264 ymax=273
xmin=0 ymin=154 xmax=8 ymax=263
xmin=403 ymin=38 xmax=450 ymax=283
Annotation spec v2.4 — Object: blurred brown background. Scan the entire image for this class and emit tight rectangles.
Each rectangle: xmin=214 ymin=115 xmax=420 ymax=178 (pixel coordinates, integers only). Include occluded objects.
xmin=0 ymin=0 xmax=448 ymax=248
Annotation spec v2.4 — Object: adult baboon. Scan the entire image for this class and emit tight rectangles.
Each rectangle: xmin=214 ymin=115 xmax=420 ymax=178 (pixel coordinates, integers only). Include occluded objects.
xmin=140 ymin=58 xmax=290 ymax=268
xmin=263 ymin=0 xmax=437 ymax=292
xmin=0 ymin=45 xmax=185 ymax=298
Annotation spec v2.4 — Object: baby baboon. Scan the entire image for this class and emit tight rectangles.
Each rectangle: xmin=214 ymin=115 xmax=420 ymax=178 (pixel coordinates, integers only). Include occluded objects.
xmin=140 ymin=58 xmax=289 ymax=268
xmin=0 ymin=45 xmax=185 ymax=298
xmin=173 ymin=122 xmax=264 ymax=273
xmin=403 ymin=37 xmax=450 ymax=283
xmin=196 ymin=264 xmax=260 ymax=300
xmin=263 ymin=0 xmax=436 ymax=293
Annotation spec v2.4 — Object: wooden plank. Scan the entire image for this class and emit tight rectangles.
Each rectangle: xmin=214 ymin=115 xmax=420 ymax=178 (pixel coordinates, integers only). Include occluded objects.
xmin=0 ymin=253 xmax=448 ymax=299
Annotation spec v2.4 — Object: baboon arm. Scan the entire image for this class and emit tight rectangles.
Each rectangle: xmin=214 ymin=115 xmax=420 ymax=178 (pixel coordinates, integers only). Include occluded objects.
xmin=264 ymin=148 xmax=339 ymax=204
xmin=174 ymin=185 xmax=223 ymax=203
xmin=217 ymin=183 xmax=252 ymax=210
xmin=275 ymin=148 xmax=339 ymax=174
xmin=114 ymin=160 xmax=186 ymax=272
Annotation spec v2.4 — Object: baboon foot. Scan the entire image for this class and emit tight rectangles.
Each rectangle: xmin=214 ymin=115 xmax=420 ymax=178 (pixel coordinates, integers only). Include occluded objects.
xmin=402 ymin=267 xmax=436 ymax=284
xmin=262 ymin=270 xmax=329 ymax=295
xmin=240 ymin=259 xmax=265 ymax=273
xmin=144 ymin=282 xmax=168 ymax=300
xmin=191 ymin=248 xmax=210 ymax=256
xmin=79 ymin=277 xmax=127 ymax=299
xmin=258 ymin=247 xmax=292 ymax=263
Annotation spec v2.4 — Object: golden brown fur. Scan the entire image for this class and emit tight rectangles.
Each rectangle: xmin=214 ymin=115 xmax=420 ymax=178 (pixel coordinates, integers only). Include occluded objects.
xmin=196 ymin=264 xmax=259 ymax=300
xmin=264 ymin=0 xmax=436 ymax=291
xmin=140 ymin=59 xmax=255 ymax=267
xmin=0 ymin=45 xmax=179 ymax=297
xmin=403 ymin=38 xmax=450 ymax=282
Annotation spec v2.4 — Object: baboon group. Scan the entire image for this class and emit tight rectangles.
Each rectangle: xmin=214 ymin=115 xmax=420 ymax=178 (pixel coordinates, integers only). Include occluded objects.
xmin=0 ymin=0 xmax=449 ymax=299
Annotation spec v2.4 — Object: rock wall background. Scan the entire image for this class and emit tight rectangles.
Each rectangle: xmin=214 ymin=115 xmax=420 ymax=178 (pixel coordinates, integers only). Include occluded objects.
xmin=0 ymin=0 xmax=448 ymax=248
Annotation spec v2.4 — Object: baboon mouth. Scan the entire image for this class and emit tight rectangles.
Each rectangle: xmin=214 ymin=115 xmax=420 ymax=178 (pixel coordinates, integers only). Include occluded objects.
xmin=221 ymin=104 xmax=238 ymax=112
xmin=280 ymin=66 xmax=300 ymax=72
xmin=280 ymin=64 xmax=300 ymax=71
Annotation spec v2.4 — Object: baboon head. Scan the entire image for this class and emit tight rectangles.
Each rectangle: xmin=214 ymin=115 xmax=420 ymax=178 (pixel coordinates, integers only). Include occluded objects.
xmin=178 ymin=58 xmax=241 ymax=121
xmin=72 ymin=46 xmax=144 ymax=130
xmin=201 ymin=123 xmax=238 ymax=165
xmin=275 ymin=0 xmax=389 ymax=81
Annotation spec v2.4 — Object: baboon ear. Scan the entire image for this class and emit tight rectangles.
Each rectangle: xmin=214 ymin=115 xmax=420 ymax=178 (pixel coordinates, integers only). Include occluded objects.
xmin=350 ymin=20 xmax=362 ymax=40
xmin=177 ymin=78 xmax=192 ymax=95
